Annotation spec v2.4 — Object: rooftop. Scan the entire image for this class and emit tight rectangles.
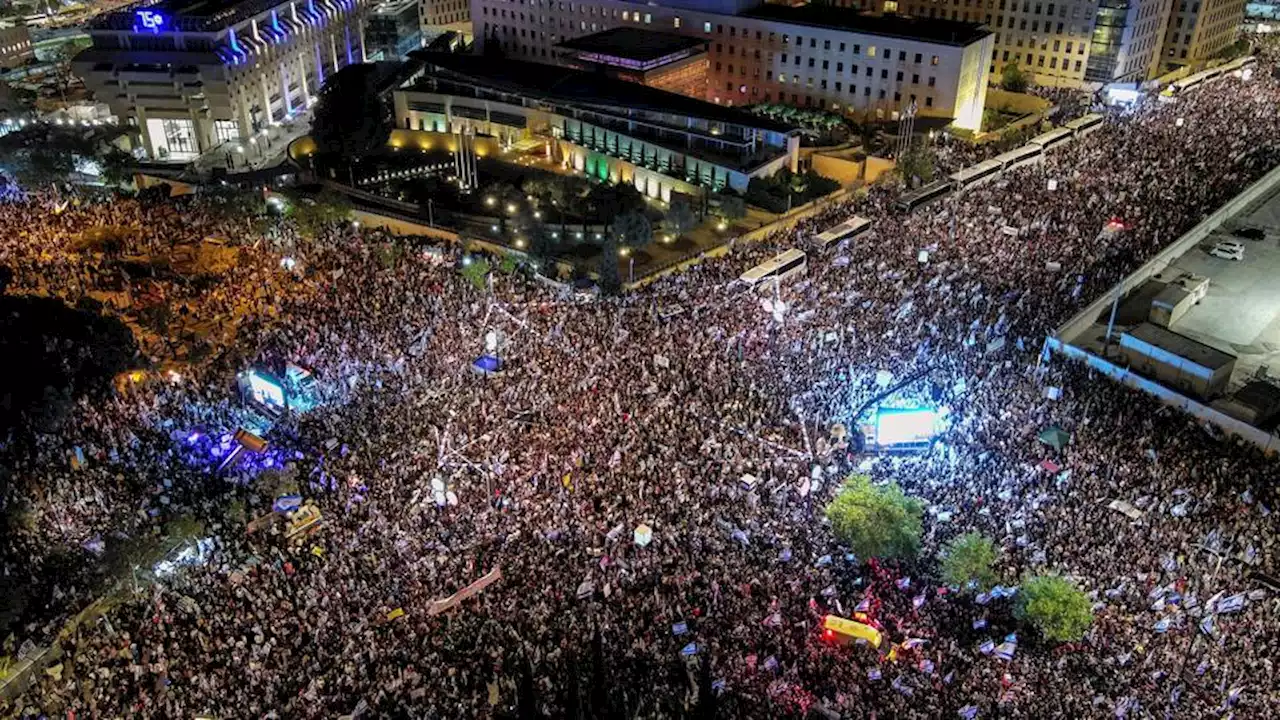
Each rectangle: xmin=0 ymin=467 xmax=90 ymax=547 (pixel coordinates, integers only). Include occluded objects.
xmin=556 ymin=27 xmax=707 ymax=62
xmin=91 ymin=0 xmax=342 ymax=32
xmin=1124 ymin=323 xmax=1237 ymax=371
xmin=742 ymin=6 xmax=992 ymax=46
xmin=404 ymin=52 xmax=798 ymax=135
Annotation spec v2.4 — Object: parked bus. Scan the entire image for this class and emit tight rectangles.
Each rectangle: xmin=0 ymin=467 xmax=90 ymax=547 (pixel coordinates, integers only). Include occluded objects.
xmin=813 ymin=216 xmax=872 ymax=249
xmin=948 ymin=159 xmax=1003 ymax=189
xmin=1064 ymin=113 xmax=1104 ymax=137
xmin=990 ymin=144 xmax=1043 ymax=171
xmin=893 ymin=179 xmax=952 ymax=213
xmin=738 ymin=248 xmax=808 ymax=287
xmin=1029 ymin=127 xmax=1075 ymax=152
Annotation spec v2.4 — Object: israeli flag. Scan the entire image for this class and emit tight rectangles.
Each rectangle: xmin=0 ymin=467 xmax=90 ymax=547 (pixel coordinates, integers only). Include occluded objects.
xmin=681 ymin=642 xmax=698 ymax=656
xmin=975 ymin=593 xmax=992 ymax=605
xmin=919 ymin=659 xmax=935 ymax=674
xmin=896 ymin=577 xmax=912 ymax=590
xmin=892 ymin=677 xmax=914 ymax=696
xmin=763 ymin=655 xmax=778 ymax=671
xmin=778 ymin=548 xmax=792 ymax=562
xmin=672 ymin=621 xmax=688 ymax=636
xmin=1154 ymin=619 xmax=1170 ymax=633
xmin=912 ymin=594 xmax=927 ymax=610
xmin=973 ymin=618 xmax=988 ymax=630
xmin=844 ymin=552 xmax=858 ymax=563
xmin=815 ymin=554 xmax=833 ymax=567
xmin=1200 ymin=615 xmax=1215 ymax=635
xmin=994 ymin=642 xmax=1016 ymax=661
xmin=1217 ymin=593 xmax=1246 ymax=614
xmin=978 ymin=640 xmax=995 ymax=655
xmin=868 ymin=668 xmax=882 ymax=681
xmin=1004 ymin=633 xmax=1018 ymax=644
xmin=711 ymin=679 xmax=726 ymax=694
xmin=958 ymin=705 xmax=979 ymax=719
xmin=1161 ymin=554 xmax=1178 ymax=573
xmin=1225 ymin=686 xmax=1244 ymax=707
xmin=943 ymin=671 xmax=955 ymax=685
xmin=855 ymin=597 xmax=871 ymax=613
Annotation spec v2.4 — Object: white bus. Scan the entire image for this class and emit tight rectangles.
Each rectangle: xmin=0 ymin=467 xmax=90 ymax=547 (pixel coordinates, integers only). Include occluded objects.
xmin=1064 ymin=113 xmax=1104 ymax=137
xmin=948 ymin=159 xmax=1004 ymax=189
xmin=739 ymin=248 xmax=808 ymax=287
xmin=813 ymin=216 xmax=872 ymax=249
xmin=1029 ymin=127 xmax=1075 ymax=152
xmin=990 ymin=144 xmax=1043 ymax=171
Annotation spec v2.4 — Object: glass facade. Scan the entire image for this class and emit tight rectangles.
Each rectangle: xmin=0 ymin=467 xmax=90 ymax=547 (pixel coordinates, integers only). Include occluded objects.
xmin=1086 ymin=0 xmax=1131 ymax=82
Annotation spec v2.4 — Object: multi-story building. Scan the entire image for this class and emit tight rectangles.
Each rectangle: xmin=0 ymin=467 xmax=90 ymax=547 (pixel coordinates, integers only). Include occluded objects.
xmin=73 ymin=0 xmax=369 ymax=161
xmin=420 ymin=0 xmax=470 ymax=31
xmin=472 ymin=0 xmax=994 ymax=130
xmin=557 ymin=27 xmax=710 ymax=97
xmin=368 ymin=0 xmax=423 ymax=59
xmin=0 ymin=22 xmax=34 ymax=69
xmin=879 ymin=0 xmax=1170 ymax=86
xmin=395 ymin=52 xmax=802 ymax=200
xmin=1159 ymin=0 xmax=1245 ymax=69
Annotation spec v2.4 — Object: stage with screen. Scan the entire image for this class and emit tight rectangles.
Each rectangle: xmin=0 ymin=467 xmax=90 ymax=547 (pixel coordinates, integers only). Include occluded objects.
xmin=874 ymin=406 xmax=941 ymax=450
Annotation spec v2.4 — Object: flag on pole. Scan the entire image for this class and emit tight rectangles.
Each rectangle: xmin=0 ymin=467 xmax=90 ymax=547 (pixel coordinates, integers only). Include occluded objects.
xmin=958 ymin=705 xmax=979 ymax=719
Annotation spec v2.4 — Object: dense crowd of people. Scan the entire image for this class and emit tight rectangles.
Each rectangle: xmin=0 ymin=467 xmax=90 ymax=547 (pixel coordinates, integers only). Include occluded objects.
xmin=3 ymin=46 xmax=1280 ymax=720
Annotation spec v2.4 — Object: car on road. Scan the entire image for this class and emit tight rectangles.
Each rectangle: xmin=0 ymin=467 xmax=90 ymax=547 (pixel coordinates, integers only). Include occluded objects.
xmin=1209 ymin=240 xmax=1244 ymax=261
xmin=1233 ymin=226 xmax=1266 ymax=241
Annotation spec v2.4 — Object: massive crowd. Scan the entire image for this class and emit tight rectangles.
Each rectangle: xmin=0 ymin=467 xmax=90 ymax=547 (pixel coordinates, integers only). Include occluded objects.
xmin=2 ymin=48 xmax=1280 ymax=720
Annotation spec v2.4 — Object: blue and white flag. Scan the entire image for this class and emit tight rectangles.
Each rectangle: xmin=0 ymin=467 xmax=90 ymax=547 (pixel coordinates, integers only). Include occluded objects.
xmin=1217 ymin=593 xmax=1246 ymax=614
xmin=896 ymin=577 xmax=912 ymax=590
xmin=1162 ymin=554 xmax=1178 ymax=573
xmin=990 ymin=585 xmax=1006 ymax=598
xmin=973 ymin=618 xmax=988 ymax=630
xmin=1200 ymin=615 xmax=1215 ymax=636
xmin=1154 ymin=619 xmax=1170 ymax=633
xmin=778 ymin=548 xmax=792 ymax=563
xmin=672 ymin=621 xmax=689 ymax=636
xmin=892 ymin=677 xmax=914 ymax=696
xmin=855 ymin=597 xmax=871 ymax=613
xmin=978 ymin=640 xmax=995 ymax=655
xmin=912 ymin=594 xmax=927 ymax=610
xmin=815 ymin=554 xmax=833 ymax=567
xmin=821 ymin=584 xmax=838 ymax=597
xmin=1004 ymin=633 xmax=1018 ymax=644
xmin=958 ymin=704 xmax=979 ymax=719
xmin=1170 ymin=685 xmax=1183 ymax=706
xmin=919 ymin=659 xmax=935 ymax=674
xmin=943 ymin=671 xmax=955 ymax=685
xmin=975 ymin=592 xmax=992 ymax=605
xmin=762 ymin=655 xmax=778 ymax=671
xmin=844 ymin=552 xmax=858 ymax=563
xmin=994 ymin=642 xmax=1016 ymax=661
xmin=711 ymin=679 xmax=726 ymax=694
xmin=1224 ymin=687 xmax=1244 ymax=708
xmin=731 ymin=529 xmax=750 ymax=546
xmin=867 ymin=668 xmax=882 ymax=681
xmin=681 ymin=643 xmax=698 ymax=656
xmin=902 ymin=638 xmax=928 ymax=650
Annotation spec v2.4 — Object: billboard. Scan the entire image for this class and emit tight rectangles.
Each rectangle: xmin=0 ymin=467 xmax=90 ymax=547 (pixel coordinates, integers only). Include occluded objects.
xmin=246 ymin=369 xmax=286 ymax=409
xmin=875 ymin=407 xmax=939 ymax=447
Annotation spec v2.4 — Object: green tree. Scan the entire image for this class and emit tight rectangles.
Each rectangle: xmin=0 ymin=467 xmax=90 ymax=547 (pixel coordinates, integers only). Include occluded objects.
xmin=940 ymin=532 xmax=999 ymax=590
xmin=1001 ymin=62 xmax=1029 ymax=92
xmin=824 ymin=474 xmax=924 ymax=561
xmin=662 ymin=199 xmax=698 ymax=240
xmin=611 ymin=210 xmax=652 ymax=251
xmin=897 ymin=142 xmax=936 ymax=187
xmin=289 ymin=188 xmax=352 ymax=237
xmin=10 ymin=145 xmax=75 ymax=189
xmin=1015 ymin=574 xmax=1094 ymax=642
xmin=460 ymin=256 xmax=491 ymax=291
xmin=713 ymin=193 xmax=747 ymax=223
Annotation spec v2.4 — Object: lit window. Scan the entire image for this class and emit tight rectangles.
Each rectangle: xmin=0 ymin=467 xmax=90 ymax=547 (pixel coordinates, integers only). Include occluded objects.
xmin=867 ymin=45 xmax=876 ymax=56
xmin=621 ymin=11 xmax=628 ymax=19
xmin=674 ymin=16 xmax=681 ymax=28
xmin=884 ymin=0 xmax=899 ymax=10
xmin=704 ymin=21 xmax=711 ymax=33
xmin=644 ymin=12 xmax=651 ymax=23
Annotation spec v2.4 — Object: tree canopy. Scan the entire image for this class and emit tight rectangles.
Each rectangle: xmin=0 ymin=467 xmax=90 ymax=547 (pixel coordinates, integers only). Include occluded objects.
xmin=1015 ymin=574 xmax=1094 ymax=642
xmin=310 ymin=64 xmax=392 ymax=159
xmin=940 ymin=532 xmax=999 ymax=590
xmin=824 ymin=474 xmax=924 ymax=561
xmin=662 ymin=199 xmax=698 ymax=239
xmin=1001 ymin=63 xmax=1029 ymax=93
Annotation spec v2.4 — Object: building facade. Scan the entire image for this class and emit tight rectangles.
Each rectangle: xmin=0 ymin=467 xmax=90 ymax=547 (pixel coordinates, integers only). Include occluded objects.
xmin=1159 ymin=0 xmax=1244 ymax=69
xmin=879 ymin=0 xmax=1172 ymax=86
xmin=471 ymin=0 xmax=993 ymax=130
xmin=74 ymin=0 xmax=369 ymax=161
xmin=420 ymin=0 xmax=470 ymax=30
xmin=395 ymin=53 xmax=801 ymax=201
xmin=368 ymin=0 xmax=424 ymax=59
xmin=0 ymin=23 xmax=35 ymax=69
xmin=557 ymin=27 xmax=710 ymax=97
